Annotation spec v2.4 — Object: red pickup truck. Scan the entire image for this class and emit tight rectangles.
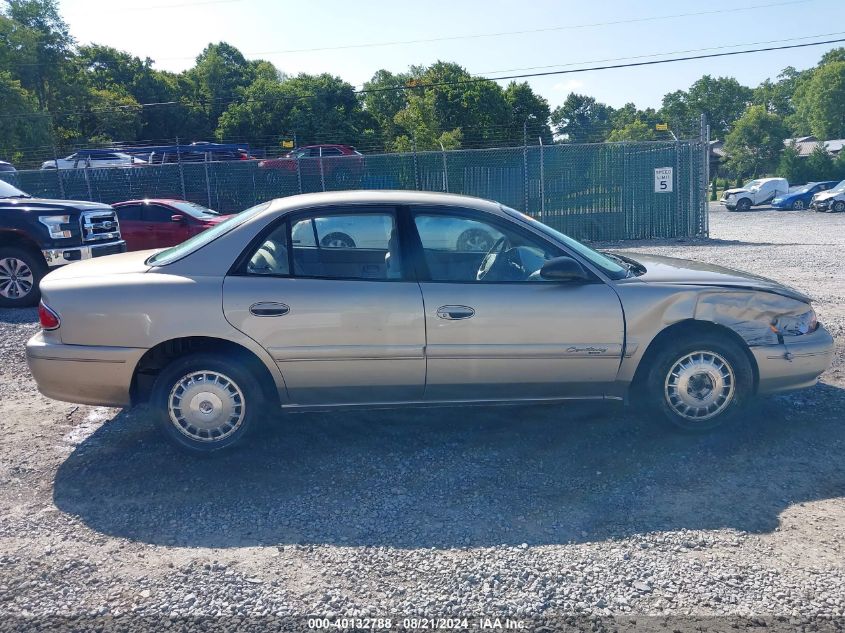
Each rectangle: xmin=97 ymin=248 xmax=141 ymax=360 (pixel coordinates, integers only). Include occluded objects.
xmin=112 ymin=199 xmax=226 ymax=251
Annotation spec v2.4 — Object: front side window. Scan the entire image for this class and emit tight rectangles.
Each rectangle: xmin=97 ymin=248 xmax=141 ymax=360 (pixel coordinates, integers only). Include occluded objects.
xmin=290 ymin=210 xmax=401 ymax=280
xmin=413 ymin=210 xmax=560 ymax=282
xmin=115 ymin=204 xmax=142 ymax=221
xmin=245 ymin=222 xmax=290 ymax=276
xmin=142 ymin=204 xmax=177 ymax=223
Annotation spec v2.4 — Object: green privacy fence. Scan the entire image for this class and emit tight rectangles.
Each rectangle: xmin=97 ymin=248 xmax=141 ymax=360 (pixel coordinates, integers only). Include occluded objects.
xmin=1 ymin=140 xmax=708 ymax=241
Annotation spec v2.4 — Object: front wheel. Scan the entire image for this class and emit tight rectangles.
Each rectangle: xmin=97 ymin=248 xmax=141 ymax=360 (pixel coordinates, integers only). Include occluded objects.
xmin=735 ymin=198 xmax=752 ymax=211
xmin=645 ymin=334 xmax=753 ymax=432
xmin=833 ymin=200 xmax=845 ymax=213
xmin=791 ymin=199 xmax=805 ymax=210
xmin=0 ymin=247 xmax=46 ymax=308
xmin=151 ymin=353 xmax=265 ymax=454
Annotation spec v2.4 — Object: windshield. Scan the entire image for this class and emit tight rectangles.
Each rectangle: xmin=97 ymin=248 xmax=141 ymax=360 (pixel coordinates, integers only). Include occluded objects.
xmin=501 ymin=206 xmax=628 ymax=279
xmin=743 ymin=179 xmax=763 ymax=190
xmin=147 ymin=202 xmax=270 ymax=266
xmin=830 ymin=180 xmax=845 ymax=193
xmin=0 ymin=179 xmax=30 ymax=199
xmin=167 ymin=200 xmax=220 ymax=218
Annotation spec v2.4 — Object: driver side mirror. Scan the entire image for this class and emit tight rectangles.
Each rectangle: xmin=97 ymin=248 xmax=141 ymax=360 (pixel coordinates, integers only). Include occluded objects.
xmin=540 ymin=256 xmax=590 ymax=282
xmin=171 ymin=214 xmax=187 ymax=224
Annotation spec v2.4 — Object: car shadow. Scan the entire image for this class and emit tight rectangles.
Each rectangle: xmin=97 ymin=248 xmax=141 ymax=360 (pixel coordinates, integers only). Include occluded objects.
xmin=53 ymin=384 xmax=845 ymax=549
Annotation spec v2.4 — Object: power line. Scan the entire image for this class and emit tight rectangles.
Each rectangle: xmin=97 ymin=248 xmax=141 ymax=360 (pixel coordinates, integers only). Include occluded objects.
xmin=1 ymin=35 xmax=842 ymax=121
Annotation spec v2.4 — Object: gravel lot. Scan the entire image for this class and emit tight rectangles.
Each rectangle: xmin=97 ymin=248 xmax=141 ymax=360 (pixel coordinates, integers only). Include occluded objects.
xmin=1 ymin=204 xmax=844 ymax=632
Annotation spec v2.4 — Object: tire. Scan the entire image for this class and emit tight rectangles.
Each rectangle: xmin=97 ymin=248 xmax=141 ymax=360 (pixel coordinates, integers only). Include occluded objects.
xmin=320 ymin=232 xmax=355 ymax=249
xmin=0 ymin=247 xmax=46 ymax=308
xmin=791 ymin=199 xmax=805 ymax=210
xmin=644 ymin=333 xmax=753 ymax=432
xmin=735 ymin=198 xmax=752 ymax=212
xmin=151 ymin=353 xmax=265 ymax=454
xmin=456 ymin=228 xmax=494 ymax=252
xmin=833 ymin=200 xmax=845 ymax=213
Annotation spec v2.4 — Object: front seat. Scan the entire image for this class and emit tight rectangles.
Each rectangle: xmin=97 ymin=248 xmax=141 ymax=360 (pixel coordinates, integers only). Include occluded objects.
xmin=385 ymin=229 xmax=402 ymax=279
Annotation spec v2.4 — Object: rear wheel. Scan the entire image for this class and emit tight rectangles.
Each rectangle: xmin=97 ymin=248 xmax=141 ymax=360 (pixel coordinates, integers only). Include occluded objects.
xmin=645 ymin=333 xmax=753 ymax=432
xmin=0 ymin=247 xmax=45 ymax=308
xmin=151 ymin=353 xmax=264 ymax=454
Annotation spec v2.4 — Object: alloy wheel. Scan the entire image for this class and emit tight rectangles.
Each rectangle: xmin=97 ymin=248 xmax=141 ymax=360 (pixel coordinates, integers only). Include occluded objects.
xmin=0 ymin=257 xmax=34 ymax=300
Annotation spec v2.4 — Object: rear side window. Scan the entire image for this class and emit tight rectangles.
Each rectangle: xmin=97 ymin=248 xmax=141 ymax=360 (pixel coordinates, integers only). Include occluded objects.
xmin=115 ymin=204 xmax=142 ymax=221
xmin=289 ymin=210 xmax=401 ymax=280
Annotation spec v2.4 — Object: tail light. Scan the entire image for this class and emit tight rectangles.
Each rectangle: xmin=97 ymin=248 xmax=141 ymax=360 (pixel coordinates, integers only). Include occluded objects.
xmin=38 ymin=301 xmax=61 ymax=330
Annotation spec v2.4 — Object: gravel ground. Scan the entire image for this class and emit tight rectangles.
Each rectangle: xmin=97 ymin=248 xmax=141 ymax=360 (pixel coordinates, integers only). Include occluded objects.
xmin=1 ymin=204 xmax=844 ymax=632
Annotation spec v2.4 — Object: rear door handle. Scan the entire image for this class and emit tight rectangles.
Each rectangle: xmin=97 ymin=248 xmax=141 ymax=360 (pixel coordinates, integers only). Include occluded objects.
xmin=436 ymin=305 xmax=475 ymax=320
xmin=249 ymin=301 xmax=290 ymax=317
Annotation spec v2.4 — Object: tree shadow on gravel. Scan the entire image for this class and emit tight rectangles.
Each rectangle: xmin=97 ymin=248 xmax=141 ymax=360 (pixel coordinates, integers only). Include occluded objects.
xmin=53 ymin=384 xmax=845 ymax=549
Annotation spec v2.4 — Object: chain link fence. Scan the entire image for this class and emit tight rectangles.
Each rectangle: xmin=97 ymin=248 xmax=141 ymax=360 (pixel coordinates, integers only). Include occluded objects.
xmin=1 ymin=139 xmax=708 ymax=241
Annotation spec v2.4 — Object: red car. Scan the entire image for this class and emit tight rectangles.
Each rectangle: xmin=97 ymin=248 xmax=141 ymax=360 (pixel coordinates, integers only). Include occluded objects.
xmin=112 ymin=199 xmax=227 ymax=251
xmin=259 ymin=144 xmax=364 ymax=186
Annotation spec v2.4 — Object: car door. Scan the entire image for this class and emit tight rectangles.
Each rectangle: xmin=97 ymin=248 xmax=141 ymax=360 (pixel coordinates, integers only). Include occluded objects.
xmin=140 ymin=203 xmax=183 ymax=248
xmin=113 ymin=204 xmax=145 ymax=251
xmin=223 ymin=206 xmax=426 ymax=405
xmin=409 ymin=207 xmax=625 ymax=401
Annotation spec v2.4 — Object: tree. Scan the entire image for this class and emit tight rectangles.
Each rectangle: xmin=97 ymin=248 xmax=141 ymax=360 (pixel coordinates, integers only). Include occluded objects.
xmin=832 ymin=150 xmax=845 ymax=181
xmin=723 ymin=105 xmax=787 ymax=177
xmin=793 ymin=62 xmax=845 ymax=139
xmin=0 ymin=71 xmax=52 ymax=164
xmin=607 ymin=119 xmax=658 ymax=142
xmin=362 ymin=69 xmax=409 ymax=148
xmin=752 ymin=67 xmax=804 ymax=118
xmin=550 ymin=93 xmax=613 ymax=143
xmin=805 ymin=144 xmax=835 ymax=181
xmin=660 ymin=75 xmax=752 ymax=139
xmin=777 ymin=143 xmax=807 ymax=184
xmin=503 ymin=81 xmax=551 ymax=144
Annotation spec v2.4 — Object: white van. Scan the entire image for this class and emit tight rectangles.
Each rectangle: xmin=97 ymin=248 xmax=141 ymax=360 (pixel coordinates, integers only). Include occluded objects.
xmin=720 ymin=177 xmax=789 ymax=211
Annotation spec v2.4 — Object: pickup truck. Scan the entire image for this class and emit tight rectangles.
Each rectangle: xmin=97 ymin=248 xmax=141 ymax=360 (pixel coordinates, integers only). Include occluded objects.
xmin=0 ymin=179 xmax=126 ymax=307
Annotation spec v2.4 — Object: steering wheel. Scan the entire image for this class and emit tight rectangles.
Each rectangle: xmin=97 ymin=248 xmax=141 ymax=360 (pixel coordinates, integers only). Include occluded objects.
xmin=476 ymin=236 xmax=508 ymax=281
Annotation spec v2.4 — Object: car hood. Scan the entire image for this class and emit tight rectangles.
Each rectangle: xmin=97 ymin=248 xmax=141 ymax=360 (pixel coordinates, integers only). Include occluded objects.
xmin=722 ymin=188 xmax=752 ymax=196
xmin=614 ymin=252 xmax=811 ymax=302
xmin=42 ymin=249 xmax=157 ymax=282
xmin=0 ymin=198 xmax=113 ymax=212
xmin=813 ymin=190 xmax=842 ymax=202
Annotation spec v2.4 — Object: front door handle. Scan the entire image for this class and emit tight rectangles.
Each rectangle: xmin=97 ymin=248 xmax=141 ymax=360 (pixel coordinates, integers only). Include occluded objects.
xmin=249 ymin=301 xmax=290 ymax=317
xmin=436 ymin=305 xmax=475 ymax=320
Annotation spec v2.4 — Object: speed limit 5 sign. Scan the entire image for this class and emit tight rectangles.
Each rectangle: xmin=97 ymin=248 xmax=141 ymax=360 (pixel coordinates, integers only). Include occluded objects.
xmin=654 ymin=167 xmax=673 ymax=193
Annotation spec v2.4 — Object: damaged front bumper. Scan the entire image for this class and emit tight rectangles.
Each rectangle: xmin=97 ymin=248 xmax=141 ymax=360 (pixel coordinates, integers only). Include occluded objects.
xmin=751 ymin=324 xmax=834 ymax=394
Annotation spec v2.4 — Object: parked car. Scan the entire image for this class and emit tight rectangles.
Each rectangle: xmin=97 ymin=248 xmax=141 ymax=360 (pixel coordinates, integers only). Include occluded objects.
xmin=771 ymin=181 xmax=839 ymax=210
xmin=259 ymin=145 xmax=364 ymax=186
xmin=112 ymin=199 xmax=226 ymax=251
xmin=40 ymin=150 xmax=146 ymax=170
xmin=0 ymin=161 xmax=16 ymax=172
xmin=720 ymin=177 xmax=788 ymax=211
xmin=0 ymin=179 xmax=125 ymax=307
xmin=810 ymin=179 xmax=845 ymax=212
xmin=26 ymin=191 xmax=833 ymax=454
xmin=146 ymin=142 xmax=253 ymax=164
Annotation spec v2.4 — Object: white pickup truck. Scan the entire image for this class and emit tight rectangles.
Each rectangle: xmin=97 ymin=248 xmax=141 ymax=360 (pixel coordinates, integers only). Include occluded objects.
xmin=720 ymin=177 xmax=789 ymax=211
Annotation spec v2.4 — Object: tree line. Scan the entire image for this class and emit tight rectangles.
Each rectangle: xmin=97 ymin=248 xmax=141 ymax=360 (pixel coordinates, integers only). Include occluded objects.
xmin=2 ymin=0 xmax=845 ymax=181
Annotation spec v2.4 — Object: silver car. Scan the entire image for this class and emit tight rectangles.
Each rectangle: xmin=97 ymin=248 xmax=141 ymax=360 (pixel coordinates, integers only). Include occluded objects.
xmin=26 ymin=191 xmax=834 ymax=453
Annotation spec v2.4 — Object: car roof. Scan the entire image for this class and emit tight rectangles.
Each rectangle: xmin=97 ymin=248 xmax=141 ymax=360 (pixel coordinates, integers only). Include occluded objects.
xmin=261 ymin=190 xmax=504 ymax=216
xmin=113 ymin=198 xmax=200 ymax=206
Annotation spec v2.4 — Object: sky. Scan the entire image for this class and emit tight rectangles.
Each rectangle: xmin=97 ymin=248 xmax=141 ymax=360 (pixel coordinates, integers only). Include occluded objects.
xmin=57 ymin=0 xmax=845 ymax=110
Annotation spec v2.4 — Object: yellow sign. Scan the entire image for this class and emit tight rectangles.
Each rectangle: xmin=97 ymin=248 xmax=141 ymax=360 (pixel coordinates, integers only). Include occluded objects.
xmin=655 ymin=123 xmax=669 ymax=131
xmin=281 ymin=139 xmax=295 ymax=148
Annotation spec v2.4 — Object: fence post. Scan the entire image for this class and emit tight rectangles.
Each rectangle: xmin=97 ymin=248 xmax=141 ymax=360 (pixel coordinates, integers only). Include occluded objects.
xmin=439 ymin=141 xmax=448 ymax=192
xmin=296 ymin=154 xmax=303 ymax=194
xmin=523 ymin=120 xmax=528 ymax=213
xmin=204 ymin=155 xmax=212 ymax=208
xmin=412 ymin=136 xmax=420 ymax=190
xmin=176 ymin=137 xmax=187 ymax=200
xmin=675 ymin=136 xmax=681 ymax=236
xmin=701 ymin=113 xmax=710 ymax=237
xmin=538 ymin=136 xmax=545 ymax=223
xmin=52 ymin=145 xmax=65 ymax=199
xmin=319 ymin=148 xmax=326 ymax=192
xmin=83 ymin=159 xmax=93 ymax=201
